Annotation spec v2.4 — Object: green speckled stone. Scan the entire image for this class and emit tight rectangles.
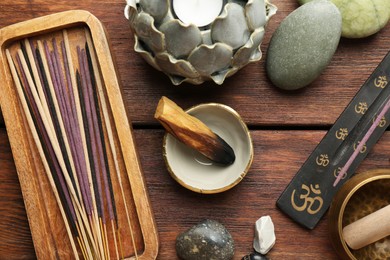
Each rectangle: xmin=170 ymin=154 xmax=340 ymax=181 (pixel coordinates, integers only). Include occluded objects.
xmin=331 ymin=0 xmax=390 ymax=38
xmin=266 ymin=0 xmax=342 ymax=90
xmin=176 ymin=219 xmax=234 ymax=260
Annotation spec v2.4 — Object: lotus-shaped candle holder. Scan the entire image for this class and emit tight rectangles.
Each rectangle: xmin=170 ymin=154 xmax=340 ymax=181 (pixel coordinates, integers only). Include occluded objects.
xmin=124 ymin=0 xmax=277 ymax=85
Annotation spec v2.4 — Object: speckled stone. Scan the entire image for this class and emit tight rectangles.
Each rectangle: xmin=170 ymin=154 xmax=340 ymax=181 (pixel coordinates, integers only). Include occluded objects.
xmin=266 ymin=0 xmax=341 ymax=90
xmin=331 ymin=0 xmax=390 ymax=38
xmin=176 ymin=219 xmax=234 ymax=260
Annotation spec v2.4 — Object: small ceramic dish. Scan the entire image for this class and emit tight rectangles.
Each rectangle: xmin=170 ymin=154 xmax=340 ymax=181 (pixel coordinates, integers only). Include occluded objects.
xmin=163 ymin=103 xmax=253 ymax=194
xmin=328 ymin=169 xmax=390 ymax=259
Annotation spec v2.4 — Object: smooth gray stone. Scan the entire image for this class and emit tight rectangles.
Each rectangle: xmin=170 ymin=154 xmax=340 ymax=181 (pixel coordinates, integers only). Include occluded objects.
xmin=176 ymin=219 xmax=235 ymax=260
xmin=266 ymin=0 xmax=341 ymax=90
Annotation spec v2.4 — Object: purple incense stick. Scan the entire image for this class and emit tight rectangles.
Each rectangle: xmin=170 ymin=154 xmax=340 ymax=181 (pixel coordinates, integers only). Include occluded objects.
xmin=77 ymin=46 xmax=105 ymax=221
xmin=15 ymin=52 xmax=78 ymax=234
xmin=334 ymin=97 xmax=390 ymax=186
xmin=51 ymin=39 xmax=90 ymax=208
xmin=81 ymin=47 xmax=115 ymax=223
xmin=44 ymin=41 xmax=93 ymax=215
xmin=85 ymin=42 xmax=117 ymax=222
xmin=60 ymin=40 xmax=92 ymax=214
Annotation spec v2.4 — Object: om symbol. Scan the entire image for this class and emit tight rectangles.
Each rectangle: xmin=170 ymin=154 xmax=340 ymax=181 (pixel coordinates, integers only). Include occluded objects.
xmin=316 ymin=154 xmax=329 ymax=167
xmin=291 ymin=184 xmax=323 ymax=215
xmin=374 ymin=76 xmax=388 ymax=89
xmin=353 ymin=141 xmax=367 ymax=154
xmin=335 ymin=128 xmax=348 ymax=140
xmin=354 ymin=102 xmax=368 ymax=115
xmin=334 ymin=167 xmax=347 ymax=180
xmin=373 ymin=115 xmax=387 ymax=128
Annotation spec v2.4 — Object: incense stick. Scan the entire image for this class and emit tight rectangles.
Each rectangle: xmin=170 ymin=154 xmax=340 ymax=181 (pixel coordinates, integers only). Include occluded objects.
xmin=34 ymin=48 xmax=98 ymax=257
xmin=85 ymin=41 xmax=118 ymax=260
xmin=33 ymin=42 xmax=100 ymax=257
xmin=85 ymin=29 xmax=138 ymax=259
xmin=7 ymin=28 xmax=139 ymax=259
xmin=6 ymin=49 xmax=80 ymax=259
xmin=62 ymin=30 xmax=95 ymax=218
xmin=60 ymin=33 xmax=101 ymax=257
xmin=334 ymin=97 xmax=390 ymax=186
xmin=22 ymin=44 xmax=97 ymax=258
xmin=43 ymin=40 xmax=81 ymax=198
xmin=18 ymin=50 xmax=78 ymax=235
xmin=23 ymin=39 xmax=51 ymax=125
xmin=48 ymin=40 xmax=108 ymax=258
xmin=77 ymin=48 xmax=106 ymax=259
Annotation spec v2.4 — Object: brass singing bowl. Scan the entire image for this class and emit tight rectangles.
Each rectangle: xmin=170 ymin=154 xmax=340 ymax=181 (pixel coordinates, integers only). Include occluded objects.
xmin=328 ymin=169 xmax=390 ymax=259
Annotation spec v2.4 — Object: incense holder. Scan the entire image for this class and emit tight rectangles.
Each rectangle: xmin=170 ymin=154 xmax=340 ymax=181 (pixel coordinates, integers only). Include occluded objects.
xmin=0 ymin=10 xmax=158 ymax=259
xmin=328 ymin=169 xmax=390 ymax=260
xmin=124 ymin=0 xmax=277 ymax=85
xmin=163 ymin=103 xmax=253 ymax=193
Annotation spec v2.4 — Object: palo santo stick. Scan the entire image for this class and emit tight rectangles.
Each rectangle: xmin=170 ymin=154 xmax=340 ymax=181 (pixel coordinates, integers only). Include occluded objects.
xmin=155 ymin=96 xmax=236 ymax=165
xmin=343 ymin=204 xmax=390 ymax=250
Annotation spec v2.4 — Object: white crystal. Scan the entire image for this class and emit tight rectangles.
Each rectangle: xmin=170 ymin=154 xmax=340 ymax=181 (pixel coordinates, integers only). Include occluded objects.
xmin=253 ymin=215 xmax=276 ymax=254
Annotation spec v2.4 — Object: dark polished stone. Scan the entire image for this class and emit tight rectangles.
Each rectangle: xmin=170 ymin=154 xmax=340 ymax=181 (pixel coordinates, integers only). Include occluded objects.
xmin=242 ymin=252 xmax=269 ymax=260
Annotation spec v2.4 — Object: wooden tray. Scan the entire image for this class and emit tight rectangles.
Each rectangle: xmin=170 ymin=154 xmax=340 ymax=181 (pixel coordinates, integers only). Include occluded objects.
xmin=0 ymin=10 xmax=158 ymax=259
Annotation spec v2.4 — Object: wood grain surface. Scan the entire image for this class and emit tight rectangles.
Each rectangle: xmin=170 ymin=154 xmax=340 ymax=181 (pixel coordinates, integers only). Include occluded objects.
xmin=0 ymin=0 xmax=389 ymax=259
xmin=1 ymin=128 xmax=390 ymax=259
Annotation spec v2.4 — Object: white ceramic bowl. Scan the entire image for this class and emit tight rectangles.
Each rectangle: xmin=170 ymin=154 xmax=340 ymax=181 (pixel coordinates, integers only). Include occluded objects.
xmin=163 ymin=103 xmax=253 ymax=193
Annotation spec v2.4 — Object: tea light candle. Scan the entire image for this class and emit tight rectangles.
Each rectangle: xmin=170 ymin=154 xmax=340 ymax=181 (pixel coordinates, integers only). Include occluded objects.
xmin=173 ymin=0 xmax=223 ymax=27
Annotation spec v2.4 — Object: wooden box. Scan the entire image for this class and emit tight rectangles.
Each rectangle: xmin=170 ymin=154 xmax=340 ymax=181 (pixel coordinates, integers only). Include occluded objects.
xmin=0 ymin=10 xmax=158 ymax=259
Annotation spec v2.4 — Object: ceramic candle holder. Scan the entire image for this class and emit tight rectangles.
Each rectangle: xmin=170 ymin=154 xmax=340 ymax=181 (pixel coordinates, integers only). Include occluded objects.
xmin=124 ymin=0 xmax=277 ymax=85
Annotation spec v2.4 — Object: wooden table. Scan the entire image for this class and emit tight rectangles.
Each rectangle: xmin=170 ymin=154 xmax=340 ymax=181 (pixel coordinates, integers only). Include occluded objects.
xmin=0 ymin=1 xmax=389 ymax=259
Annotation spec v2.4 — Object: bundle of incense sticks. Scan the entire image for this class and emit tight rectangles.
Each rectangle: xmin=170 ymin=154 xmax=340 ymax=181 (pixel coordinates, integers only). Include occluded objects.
xmin=5 ymin=29 xmax=138 ymax=259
